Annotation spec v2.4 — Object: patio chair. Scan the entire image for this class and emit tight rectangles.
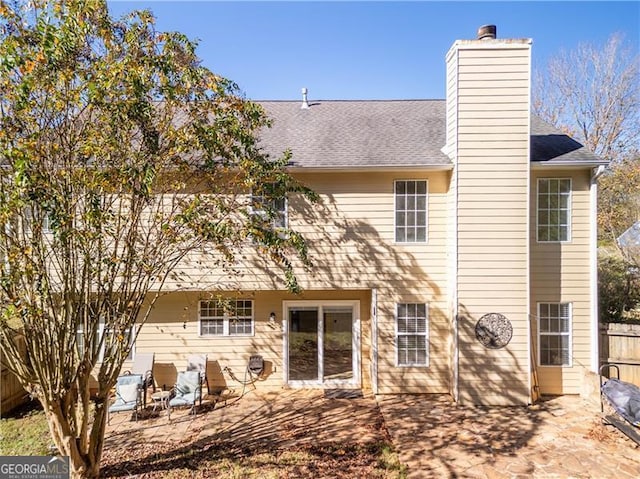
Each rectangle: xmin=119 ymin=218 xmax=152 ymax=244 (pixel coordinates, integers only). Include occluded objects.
xmin=123 ymin=352 xmax=155 ymax=406
xmin=168 ymin=370 xmax=202 ymax=419
xmin=108 ymin=374 xmax=144 ymax=424
xmin=186 ymin=354 xmax=209 ymax=395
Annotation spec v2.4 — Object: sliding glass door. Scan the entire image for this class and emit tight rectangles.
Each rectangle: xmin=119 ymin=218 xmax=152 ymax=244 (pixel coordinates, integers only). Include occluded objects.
xmin=285 ymin=301 xmax=360 ymax=387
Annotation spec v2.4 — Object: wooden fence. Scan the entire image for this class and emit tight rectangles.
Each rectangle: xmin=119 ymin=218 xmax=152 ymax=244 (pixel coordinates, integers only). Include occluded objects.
xmin=600 ymin=323 xmax=640 ymax=386
xmin=0 ymin=333 xmax=27 ymax=417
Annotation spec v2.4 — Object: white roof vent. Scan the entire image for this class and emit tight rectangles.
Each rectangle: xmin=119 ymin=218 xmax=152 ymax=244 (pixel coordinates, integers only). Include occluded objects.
xmin=301 ymin=87 xmax=309 ymax=109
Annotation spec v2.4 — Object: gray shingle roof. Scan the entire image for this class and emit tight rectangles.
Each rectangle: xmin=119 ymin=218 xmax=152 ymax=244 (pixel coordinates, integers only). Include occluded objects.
xmin=256 ymin=99 xmax=605 ymax=169
xmin=257 ymin=100 xmax=449 ymax=168
xmin=530 ymin=115 xmax=606 ymax=166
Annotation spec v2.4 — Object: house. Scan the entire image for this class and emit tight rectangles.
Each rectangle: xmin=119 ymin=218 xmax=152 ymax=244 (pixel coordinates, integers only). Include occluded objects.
xmin=128 ymin=25 xmax=607 ymax=405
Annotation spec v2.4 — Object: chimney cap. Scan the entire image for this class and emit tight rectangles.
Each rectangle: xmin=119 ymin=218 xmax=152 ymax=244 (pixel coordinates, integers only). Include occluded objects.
xmin=477 ymin=24 xmax=497 ymax=40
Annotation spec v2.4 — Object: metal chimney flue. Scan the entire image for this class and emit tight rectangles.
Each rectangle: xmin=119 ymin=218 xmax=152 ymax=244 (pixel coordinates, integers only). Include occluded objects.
xmin=301 ymin=87 xmax=309 ymax=109
xmin=477 ymin=24 xmax=497 ymax=40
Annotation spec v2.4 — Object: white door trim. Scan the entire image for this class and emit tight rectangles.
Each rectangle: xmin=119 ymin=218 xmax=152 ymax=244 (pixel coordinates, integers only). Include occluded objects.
xmin=283 ymin=300 xmax=361 ymax=388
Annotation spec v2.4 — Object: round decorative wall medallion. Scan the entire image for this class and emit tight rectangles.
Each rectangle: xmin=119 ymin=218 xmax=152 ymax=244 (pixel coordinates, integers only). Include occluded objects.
xmin=475 ymin=313 xmax=513 ymax=349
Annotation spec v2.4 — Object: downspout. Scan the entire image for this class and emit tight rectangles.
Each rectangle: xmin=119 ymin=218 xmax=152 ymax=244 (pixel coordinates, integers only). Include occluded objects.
xmin=452 ymin=50 xmax=460 ymax=404
xmin=590 ymin=165 xmax=606 ymax=372
xmin=371 ymin=288 xmax=378 ymax=394
xmin=453 ymin=164 xmax=459 ymax=403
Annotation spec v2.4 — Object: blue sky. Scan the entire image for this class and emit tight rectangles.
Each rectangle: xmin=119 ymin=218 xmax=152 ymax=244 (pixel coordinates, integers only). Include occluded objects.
xmin=107 ymin=1 xmax=639 ymax=101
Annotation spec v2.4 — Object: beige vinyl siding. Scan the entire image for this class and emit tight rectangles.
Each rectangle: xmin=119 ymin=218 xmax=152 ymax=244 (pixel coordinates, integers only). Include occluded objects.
xmin=285 ymin=171 xmax=450 ymax=394
xmin=214 ymin=171 xmax=451 ymax=293
xmin=127 ymin=170 xmax=452 ymax=394
xmin=375 ymin=289 xmax=451 ymax=394
xmin=530 ymin=169 xmax=593 ymax=394
xmin=449 ymin=41 xmax=532 ymax=405
xmin=131 ymin=290 xmax=371 ymax=392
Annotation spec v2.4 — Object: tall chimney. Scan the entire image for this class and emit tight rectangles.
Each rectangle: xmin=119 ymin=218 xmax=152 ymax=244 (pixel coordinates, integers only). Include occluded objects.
xmin=477 ymin=24 xmax=497 ymax=40
xmin=445 ymin=25 xmax=532 ymax=406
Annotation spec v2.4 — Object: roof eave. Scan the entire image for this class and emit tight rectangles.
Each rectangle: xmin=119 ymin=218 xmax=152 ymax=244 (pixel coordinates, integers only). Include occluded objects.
xmin=530 ymin=160 xmax=608 ymax=169
xmin=286 ymin=164 xmax=454 ymax=173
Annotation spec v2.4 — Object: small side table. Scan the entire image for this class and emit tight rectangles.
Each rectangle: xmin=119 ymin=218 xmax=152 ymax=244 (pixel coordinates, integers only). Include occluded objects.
xmin=151 ymin=390 xmax=171 ymax=412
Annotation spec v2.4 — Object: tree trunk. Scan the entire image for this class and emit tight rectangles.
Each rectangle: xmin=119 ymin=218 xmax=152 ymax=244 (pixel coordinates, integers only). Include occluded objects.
xmin=44 ymin=397 xmax=108 ymax=479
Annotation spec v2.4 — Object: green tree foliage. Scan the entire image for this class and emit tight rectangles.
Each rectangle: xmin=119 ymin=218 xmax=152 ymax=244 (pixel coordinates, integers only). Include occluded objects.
xmin=599 ymin=254 xmax=640 ymax=323
xmin=0 ymin=1 xmax=314 ymax=477
xmin=597 ymin=157 xmax=640 ymax=322
xmin=598 ymin=157 xmax=640 ymax=247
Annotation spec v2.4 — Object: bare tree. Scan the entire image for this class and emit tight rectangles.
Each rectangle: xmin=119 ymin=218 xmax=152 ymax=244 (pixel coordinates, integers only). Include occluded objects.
xmin=533 ymin=33 xmax=639 ymax=162
xmin=0 ymin=1 xmax=313 ymax=477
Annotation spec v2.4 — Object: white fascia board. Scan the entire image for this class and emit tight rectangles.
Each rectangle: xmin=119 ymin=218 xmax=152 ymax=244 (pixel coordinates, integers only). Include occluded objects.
xmin=530 ymin=161 xmax=608 ymax=170
xmin=286 ymin=165 xmax=453 ymax=173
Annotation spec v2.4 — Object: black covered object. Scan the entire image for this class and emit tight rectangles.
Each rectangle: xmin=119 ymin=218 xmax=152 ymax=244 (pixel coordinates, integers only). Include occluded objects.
xmin=601 ymin=378 xmax=640 ymax=427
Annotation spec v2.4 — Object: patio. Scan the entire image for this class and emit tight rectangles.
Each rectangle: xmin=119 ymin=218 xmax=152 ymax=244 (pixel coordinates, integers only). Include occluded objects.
xmin=103 ymin=390 xmax=640 ymax=478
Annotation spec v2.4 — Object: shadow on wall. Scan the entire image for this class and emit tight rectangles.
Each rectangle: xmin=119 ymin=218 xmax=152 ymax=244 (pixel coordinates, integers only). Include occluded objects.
xmin=290 ymin=190 xmax=449 ymax=389
xmin=166 ymin=176 xmax=451 ymax=393
xmin=153 ymin=363 xmax=178 ymax=391
xmin=237 ymin=185 xmax=442 ymax=296
xmin=457 ymin=304 xmax=530 ymax=406
xmin=152 ymin=358 xmax=274 ymax=394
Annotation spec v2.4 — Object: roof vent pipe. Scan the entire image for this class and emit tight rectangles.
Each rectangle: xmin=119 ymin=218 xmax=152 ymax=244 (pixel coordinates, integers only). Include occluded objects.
xmin=477 ymin=24 xmax=497 ymax=40
xmin=301 ymin=87 xmax=309 ymax=109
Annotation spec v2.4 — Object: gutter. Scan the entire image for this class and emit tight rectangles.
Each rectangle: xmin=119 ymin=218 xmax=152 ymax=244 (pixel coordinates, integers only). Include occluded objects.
xmin=286 ymin=164 xmax=454 ymax=174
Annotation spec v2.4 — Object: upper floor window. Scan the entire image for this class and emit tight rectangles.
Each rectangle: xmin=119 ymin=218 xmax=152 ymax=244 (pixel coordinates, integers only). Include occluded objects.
xmin=537 ymin=178 xmax=571 ymax=242
xmin=199 ymin=299 xmax=254 ymax=336
xmin=396 ymin=303 xmax=429 ymax=367
xmin=395 ymin=180 xmax=427 ymax=243
xmin=24 ymin=206 xmax=52 ymax=234
xmin=251 ymin=188 xmax=287 ymax=229
xmin=538 ymin=302 xmax=572 ymax=367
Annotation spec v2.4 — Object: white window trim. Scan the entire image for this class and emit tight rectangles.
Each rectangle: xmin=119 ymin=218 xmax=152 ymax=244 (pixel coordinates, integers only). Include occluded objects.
xmin=198 ymin=299 xmax=255 ymax=337
xmin=395 ymin=303 xmax=430 ymax=368
xmin=78 ymin=323 xmax=136 ymax=362
xmin=101 ymin=325 xmax=136 ymax=362
xmin=536 ymin=177 xmax=572 ymax=243
xmin=537 ymin=302 xmax=573 ymax=368
xmin=24 ymin=206 xmax=52 ymax=234
xmin=393 ymin=179 xmax=428 ymax=244
xmin=249 ymin=189 xmax=288 ymax=230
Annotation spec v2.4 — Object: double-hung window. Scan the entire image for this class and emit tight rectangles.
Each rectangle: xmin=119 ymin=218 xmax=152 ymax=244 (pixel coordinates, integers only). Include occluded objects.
xmin=101 ymin=326 xmax=135 ymax=361
xmin=395 ymin=180 xmax=427 ymax=243
xmin=251 ymin=187 xmax=287 ymax=229
xmin=538 ymin=303 xmax=572 ymax=366
xmin=77 ymin=323 xmax=135 ymax=361
xmin=396 ymin=303 xmax=429 ymax=367
xmin=24 ymin=206 xmax=52 ymax=234
xmin=537 ymin=178 xmax=571 ymax=242
xmin=199 ymin=299 xmax=254 ymax=336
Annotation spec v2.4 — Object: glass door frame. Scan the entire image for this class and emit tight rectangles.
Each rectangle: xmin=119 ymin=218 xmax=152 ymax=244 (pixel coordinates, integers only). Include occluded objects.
xmin=283 ymin=300 xmax=361 ymax=388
